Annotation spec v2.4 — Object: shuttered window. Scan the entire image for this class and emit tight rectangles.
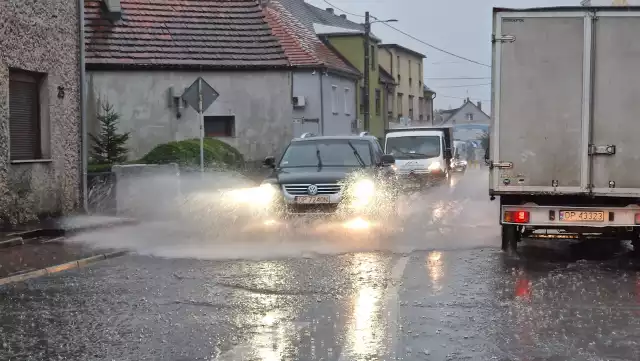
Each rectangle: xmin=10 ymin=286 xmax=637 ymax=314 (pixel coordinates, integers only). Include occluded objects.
xmin=9 ymin=70 xmax=42 ymax=160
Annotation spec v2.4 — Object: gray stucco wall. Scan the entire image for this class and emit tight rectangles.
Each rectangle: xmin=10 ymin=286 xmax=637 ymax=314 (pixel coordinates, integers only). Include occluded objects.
xmin=292 ymin=70 xmax=357 ymax=137
xmin=0 ymin=0 xmax=81 ymax=225
xmin=87 ymin=70 xmax=293 ymax=161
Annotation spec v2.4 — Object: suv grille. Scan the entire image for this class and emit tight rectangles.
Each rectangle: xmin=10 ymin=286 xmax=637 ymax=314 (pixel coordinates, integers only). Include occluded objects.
xmin=284 ymin=184 xmax=341 ymax=195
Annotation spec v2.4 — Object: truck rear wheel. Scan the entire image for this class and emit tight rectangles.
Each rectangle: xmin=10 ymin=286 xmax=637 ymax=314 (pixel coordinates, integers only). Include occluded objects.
xmin=501 ymin=224 xmax=519 ymax=252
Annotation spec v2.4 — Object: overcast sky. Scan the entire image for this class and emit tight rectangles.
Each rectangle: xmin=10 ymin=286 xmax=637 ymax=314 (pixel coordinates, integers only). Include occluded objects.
xmin=306 ymin=0 xmax=582 ymax=112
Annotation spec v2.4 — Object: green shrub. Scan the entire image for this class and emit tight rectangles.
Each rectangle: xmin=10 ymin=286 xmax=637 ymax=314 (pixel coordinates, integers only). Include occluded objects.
xmin=139 ymin=138 xmax=244 ymax=169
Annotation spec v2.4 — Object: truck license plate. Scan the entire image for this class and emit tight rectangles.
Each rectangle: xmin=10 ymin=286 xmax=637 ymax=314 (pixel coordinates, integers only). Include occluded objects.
xmin=295 ymin=196 xmax=330 ymax=204
xmin=559 ymin=211 xmax=605 ymax=222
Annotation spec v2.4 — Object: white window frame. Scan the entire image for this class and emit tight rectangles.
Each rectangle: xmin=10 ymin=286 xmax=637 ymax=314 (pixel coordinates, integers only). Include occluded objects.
xmin=331 ymin=85 xmax=338 ymax=114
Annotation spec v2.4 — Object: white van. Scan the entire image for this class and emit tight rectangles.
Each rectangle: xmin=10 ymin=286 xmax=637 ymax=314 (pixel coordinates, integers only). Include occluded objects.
xmin=384 ymin=126 xmax=454 ymax=187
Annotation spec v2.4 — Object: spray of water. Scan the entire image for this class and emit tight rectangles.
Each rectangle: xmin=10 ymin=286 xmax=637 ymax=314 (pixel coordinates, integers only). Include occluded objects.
xmin=68 ymin=168 xmax=498 ymax=260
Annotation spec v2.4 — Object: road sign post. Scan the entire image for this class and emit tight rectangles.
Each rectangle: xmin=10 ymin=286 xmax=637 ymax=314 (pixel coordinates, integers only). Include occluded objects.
xmin=198 ymin=78 xmax=204 ymax=173
xmin=182 ymin=77 xmax=220 ymax=173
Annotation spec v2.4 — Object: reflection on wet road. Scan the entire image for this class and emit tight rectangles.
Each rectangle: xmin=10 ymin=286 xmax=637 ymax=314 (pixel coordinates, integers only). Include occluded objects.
xmin=1 ymin=169 xmax=640 ymax=360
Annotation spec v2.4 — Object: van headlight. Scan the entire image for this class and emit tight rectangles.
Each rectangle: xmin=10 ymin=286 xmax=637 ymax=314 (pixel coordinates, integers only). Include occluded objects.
xmin=428 ymin=161 xmax=441 ymax=171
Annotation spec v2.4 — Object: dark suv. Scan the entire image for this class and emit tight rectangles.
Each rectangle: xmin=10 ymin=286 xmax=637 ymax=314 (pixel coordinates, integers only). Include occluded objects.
xmin=261 ymin=133 xmax=398 ymax=218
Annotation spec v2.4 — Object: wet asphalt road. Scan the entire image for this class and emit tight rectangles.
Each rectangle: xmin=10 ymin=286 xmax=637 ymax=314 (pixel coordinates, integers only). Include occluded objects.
xmin=1 ymin=168 xmax=640 ymax=360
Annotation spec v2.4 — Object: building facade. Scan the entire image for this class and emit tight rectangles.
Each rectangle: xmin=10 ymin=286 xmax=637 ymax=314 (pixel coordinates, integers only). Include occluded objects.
xmin=0 ymin=0 xmax=81 ymax=225
xmin=378 ymin=44 xmax=429 ymax=124
xmin=85 ymin=0 xmax=293 ymax=161
xmin=264 ymin=1 xmax=360 ymax=137
xmin=322 ymin=33 xmax=387 ymax=138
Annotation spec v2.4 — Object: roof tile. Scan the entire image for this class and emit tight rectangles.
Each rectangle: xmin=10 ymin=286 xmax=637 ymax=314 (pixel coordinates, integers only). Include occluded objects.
xmin=85 ymin=0 xmax=289 ymax=69
xmin=264 ymin=0 xmax=359 ymax=76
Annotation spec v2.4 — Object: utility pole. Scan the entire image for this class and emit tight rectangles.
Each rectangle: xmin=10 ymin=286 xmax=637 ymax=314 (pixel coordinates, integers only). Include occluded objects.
xmin=363 ymin=11 xmax=371 ymax=132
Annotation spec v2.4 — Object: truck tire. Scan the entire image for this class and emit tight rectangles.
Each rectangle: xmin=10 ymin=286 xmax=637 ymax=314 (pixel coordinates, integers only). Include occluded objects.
xmin=501 ymin=224 xmax=519 ymax=252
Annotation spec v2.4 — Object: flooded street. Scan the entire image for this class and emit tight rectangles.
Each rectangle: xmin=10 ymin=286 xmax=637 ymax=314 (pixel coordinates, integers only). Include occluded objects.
xmin=1 ymin=169 xmax=640 ymax=360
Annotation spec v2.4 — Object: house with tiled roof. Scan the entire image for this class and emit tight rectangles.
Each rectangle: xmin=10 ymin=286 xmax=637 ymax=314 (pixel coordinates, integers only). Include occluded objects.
xmin=275 ymin=0 xmax=394 ymax=139
xmin=264 ymin=0 xmax=361 ymax=136
xmin=84 ymin=0 xmax=294 ymax=161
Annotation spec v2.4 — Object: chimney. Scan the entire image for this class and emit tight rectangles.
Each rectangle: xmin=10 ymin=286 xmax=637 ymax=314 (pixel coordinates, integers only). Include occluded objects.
xmin=101 ymin=0 xmax=122 ymax=22
xmin=326 ymin=7 xmax=334 ymax=13
xmin=477 ymin=101 xmax=482 ymax=110
xmin=339 ymin=14 xmax=347 ymax=19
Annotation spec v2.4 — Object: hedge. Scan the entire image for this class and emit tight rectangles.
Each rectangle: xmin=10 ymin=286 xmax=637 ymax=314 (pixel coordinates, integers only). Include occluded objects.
xmin=139 ymin=138 xmax=244 ymax=169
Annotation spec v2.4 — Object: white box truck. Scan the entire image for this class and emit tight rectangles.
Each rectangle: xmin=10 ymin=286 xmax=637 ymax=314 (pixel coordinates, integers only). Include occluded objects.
xmin=488 ymin=6 xmax=640 ymax=253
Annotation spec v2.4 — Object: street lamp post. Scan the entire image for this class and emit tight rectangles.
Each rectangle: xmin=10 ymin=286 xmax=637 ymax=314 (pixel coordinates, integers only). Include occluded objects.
xmin=363 ymin=14 xmax=397 ymax=133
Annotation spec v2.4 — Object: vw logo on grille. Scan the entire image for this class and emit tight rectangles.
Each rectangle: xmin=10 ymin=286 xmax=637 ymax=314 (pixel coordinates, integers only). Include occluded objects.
xmin=307 ymin=185 xmax=318 ymax=195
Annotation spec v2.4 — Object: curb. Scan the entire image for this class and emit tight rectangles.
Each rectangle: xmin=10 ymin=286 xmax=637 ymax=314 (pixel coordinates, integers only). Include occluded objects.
xmin=0 ymin=219 xmax=139 ymax=250
xmin=0 ymin=250 xmax=128 ymax=287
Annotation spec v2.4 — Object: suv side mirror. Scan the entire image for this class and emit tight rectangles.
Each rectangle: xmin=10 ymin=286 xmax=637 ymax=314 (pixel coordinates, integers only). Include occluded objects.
xmin=263 ymin=156 xmax=275 ymax=168
xmin=381 ymin=154 xmax=395 ymax=166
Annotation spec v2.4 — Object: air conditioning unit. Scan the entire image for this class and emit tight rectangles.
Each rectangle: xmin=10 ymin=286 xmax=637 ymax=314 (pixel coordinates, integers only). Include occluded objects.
xmin=292 ymin=96 xmax=306 ymax=108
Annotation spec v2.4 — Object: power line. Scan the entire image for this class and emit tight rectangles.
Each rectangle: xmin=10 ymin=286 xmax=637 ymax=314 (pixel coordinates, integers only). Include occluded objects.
xmin=438 ymin=93 xmax=491 ymax=102
xmin=318 ymin=0 xmax=491 ymax=68
xmin=436 ymin=83 xmax=491 ymax=89
xmin=376 ymin=21 xmax=491 ymax=68
xmin=321 ymin=0 xmax=364 ymax=18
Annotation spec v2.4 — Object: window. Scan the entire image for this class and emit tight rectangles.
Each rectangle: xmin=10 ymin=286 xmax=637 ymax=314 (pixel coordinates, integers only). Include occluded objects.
xmin=9 ymin=69 xmax=45 ymax=161
xmin=359 ymin=86 xmax=365 ymax=113
xmin=370 ymin=45 xmax=376 ymax=70
xmin=331 ymin=85 xmax=338 ymax=114
xmin=279 ymin=140 xmax=373 ymax=167
xmin=344 ymin=88 xmax=351 ymax=115
xmin=418 ymin=97 xmax=424 ymax=119
xmin=204 ymin=115 xmax=235 ymax=137
xmin=466 ymin=113 xmax=474 ymax=121
xmin=408 ymin=95 xmax=414 ymax=119
xmin=397 ymin=93 xmax=403 ymax=117
xmin=375 ymin=89 xmax=381 ymax=116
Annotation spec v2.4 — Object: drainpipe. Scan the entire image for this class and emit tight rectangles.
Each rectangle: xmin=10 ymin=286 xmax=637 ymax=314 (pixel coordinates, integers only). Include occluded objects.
xmin=78 ymin=0 xmax=88 ymax=213
xmin=431 ymin=92 xmax=437 ymax=126
xmin=319 ymin=69 xmax=324 ymax=135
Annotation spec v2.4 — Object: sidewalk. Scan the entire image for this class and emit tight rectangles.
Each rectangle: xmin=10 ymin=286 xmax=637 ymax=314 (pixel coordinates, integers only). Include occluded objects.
xmin=0 ymin=215 xmax=136 ymax=283
xmin=0 ymin=242 xmax=101 ymax=278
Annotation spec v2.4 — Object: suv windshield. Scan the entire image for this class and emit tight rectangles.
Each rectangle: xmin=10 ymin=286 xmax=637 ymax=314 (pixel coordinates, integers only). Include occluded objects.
xmin=386 ymin=136 xmax=441 ymax=160
xmin=279 ymin=140 xmax=373 ymax=168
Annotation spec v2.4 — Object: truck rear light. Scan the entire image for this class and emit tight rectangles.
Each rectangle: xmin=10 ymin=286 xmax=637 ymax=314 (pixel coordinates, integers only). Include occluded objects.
xmin=504 ymin=210 xmax=530 ymax=224
xmin=635 ymin=213 xmax=640 ymax=225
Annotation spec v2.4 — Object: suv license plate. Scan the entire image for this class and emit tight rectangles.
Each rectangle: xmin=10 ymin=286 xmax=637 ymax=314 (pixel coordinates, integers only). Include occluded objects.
xmin=559 ymin=211 xmax=605 ymax=222
xmin=295 ymin=196 xmax=330 ymax=204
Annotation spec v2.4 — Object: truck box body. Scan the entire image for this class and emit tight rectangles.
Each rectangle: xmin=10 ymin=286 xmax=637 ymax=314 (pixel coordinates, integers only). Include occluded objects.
xmin=490 ymin=6 xmax=640 ymax=198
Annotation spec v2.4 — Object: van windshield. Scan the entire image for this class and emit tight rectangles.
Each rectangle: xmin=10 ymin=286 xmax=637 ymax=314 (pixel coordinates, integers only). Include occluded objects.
xmin=386 ymin=136 xmax=441 ymax=160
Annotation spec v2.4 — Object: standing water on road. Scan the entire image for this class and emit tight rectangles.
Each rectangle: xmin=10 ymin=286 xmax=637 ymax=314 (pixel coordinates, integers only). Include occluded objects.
xmin=65 ymin=169 xmax=498 ymax=261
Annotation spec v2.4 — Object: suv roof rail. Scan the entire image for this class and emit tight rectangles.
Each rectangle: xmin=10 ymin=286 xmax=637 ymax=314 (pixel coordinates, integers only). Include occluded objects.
xmin=358 ymin=132 xmax=370 ymax=137
xmin=300 ymin=132 xmax=317 ymax=138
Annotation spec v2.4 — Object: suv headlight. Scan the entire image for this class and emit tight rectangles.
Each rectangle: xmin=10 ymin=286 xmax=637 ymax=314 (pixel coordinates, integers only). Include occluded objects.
xmin=255 ymin=183 xmax=278 ymax=206
xmin=352 ymin=179 xmax=375 ymax=206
